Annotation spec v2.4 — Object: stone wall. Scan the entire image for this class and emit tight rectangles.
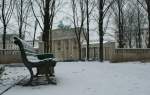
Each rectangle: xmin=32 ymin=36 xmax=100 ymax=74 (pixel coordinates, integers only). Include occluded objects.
xmin=81 ymin=42 xmax=115 ymax=60
xmin=2 ymin=48 xmax=150 ymax=64
xmin=0 ymin=50 xmax=22 ymax=64
xmin=0 ymin=55 xmax=22 ymax=64
xmin=111 ymin=49 xmax=150 ymax=62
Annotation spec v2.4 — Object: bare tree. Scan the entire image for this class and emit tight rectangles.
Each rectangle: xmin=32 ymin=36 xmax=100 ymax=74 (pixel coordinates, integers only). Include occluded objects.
xmin=0 ymin=0 xmax=15 ymax=50
xmin=121 ymin=0 xmax=147 ymax=48
xmin=98 ymin=0 xmax=115 ymax=61
xmin=84 ymin=0 xmax=96 ymax=60
xmin=86 ymin=0 xmax=90 ymax=60
xmin=116 ymin=0 xmax=126 ymax=48
xmin=30 ymin=0 xmax=62 ymax=53
xmin=111 ymin=0 xmax=128 ymax=48
xmin=137 ymin=0 xmax=142 ymax=48
xmin=123 ymin=3 xmax=136 ymax=48
xmin=15 ymin=0 xmax=31 ymax=39
xmin=137 ymin=0 xmax=150 ymax=47
xmin=71 ymin=0 xmax=86 ymax=60
xmin=146 ymin=0 xmax=150 ymax=48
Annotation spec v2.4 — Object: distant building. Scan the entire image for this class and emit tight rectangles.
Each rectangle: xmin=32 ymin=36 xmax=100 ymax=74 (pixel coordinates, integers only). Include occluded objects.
xmin=82 ymin=41 xmax=115 ymax=60
xmin=38 ymin=28 xmax=115 ymax=61
xmin=38 ymin=28 xmax=85 ymax=61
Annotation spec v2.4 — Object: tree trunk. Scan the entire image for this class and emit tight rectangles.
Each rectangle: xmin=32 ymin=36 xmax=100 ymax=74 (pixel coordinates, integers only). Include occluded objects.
xmin=19 ymin=0 xmax=23 ymax=39
xmin=147 ymin=2 xmax=150 ymax=48
xmin=49 ymin=0 xmax=55 ymax=52
xmin=49 ymin=17 xmax=54 ymax=52
xmin=3 ymin=26 xmax=7 ymax=50
xmin=99 ymin=19 xmax=104 ymax=62
xmin=137 ymin=15 xmax=141 ymax=48
xmin=117 ymin=0 xmax=124 ymax=48
xmin=78 ymin=41 xmax=82 ymax=60
xmin=129 ymin=31 xmax=132 ymax=48
xmin=137 ymin=1 xmax=141 ymax=48
xmin=33 ymin=20 xmax=38 ymax=47
xmin=99 ymin=0 xmax=104 ymax=62
xmin=86 ymin=0 xmax=90 ymax=61
xmin=43 ymin=0 xmax=50 ymax=53
xmin=19 ymin=24 xmax=23 ymax=39
xmin=148 ymin=11 xmax=150 ymax=48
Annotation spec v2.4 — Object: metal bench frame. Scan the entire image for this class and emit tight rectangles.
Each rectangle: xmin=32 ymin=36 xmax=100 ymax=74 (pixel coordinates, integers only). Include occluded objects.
xmin=14 ymin=37 xmax=56 ymax=85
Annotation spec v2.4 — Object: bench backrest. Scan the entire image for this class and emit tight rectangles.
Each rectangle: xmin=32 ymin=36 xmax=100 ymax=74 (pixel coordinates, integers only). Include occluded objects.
xmin=14 ymin=37 xmax=37 ymax=65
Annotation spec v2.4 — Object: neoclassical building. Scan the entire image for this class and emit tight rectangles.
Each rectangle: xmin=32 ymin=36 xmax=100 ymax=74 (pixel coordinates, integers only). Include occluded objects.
xmin=38 ymin=28 xmax=85 ymax=61
xmin=38 ymin=28 xmax=115 ymax=61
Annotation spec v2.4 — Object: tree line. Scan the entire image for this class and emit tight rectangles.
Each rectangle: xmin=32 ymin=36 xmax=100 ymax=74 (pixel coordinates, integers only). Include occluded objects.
xmin=70 ymin=0 xmax=150 ymax=62
xmin=0 ymin=0 xmax=150 ymax=62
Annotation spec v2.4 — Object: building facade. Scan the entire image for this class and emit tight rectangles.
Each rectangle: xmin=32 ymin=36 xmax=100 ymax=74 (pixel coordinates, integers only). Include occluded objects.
xmin=38 ymin=28 xmax=115 ymax=61
xmin=82 ymin=41 xmax=115 ymax=60
xmin=38 ymin=28 xmax=85 ymax=61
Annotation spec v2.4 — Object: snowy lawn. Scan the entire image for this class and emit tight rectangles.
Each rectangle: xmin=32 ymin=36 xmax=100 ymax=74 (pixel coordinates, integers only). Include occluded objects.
xmin=2 ymin=61 xmax=150 ymax=95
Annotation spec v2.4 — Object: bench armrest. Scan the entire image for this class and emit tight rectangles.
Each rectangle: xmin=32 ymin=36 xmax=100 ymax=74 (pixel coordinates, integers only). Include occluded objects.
xmin=36 ymin=53 xmax=54 ymax=60
xmin=29 ymin=58 xmax=56 ymax=67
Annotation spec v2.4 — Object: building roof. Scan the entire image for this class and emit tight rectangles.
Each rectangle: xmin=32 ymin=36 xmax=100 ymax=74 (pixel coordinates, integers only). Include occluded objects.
xmin=38 ymin=28 xmax=85 ymax=41
xmin=52 ymin=28 xmax=77 ymax=40
xmin=82 ymin=40 xmax=115 ymax=48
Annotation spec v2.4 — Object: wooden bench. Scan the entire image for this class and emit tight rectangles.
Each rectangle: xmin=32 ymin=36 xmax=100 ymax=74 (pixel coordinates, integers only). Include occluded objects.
xmin=14 ymin=37 xmax=57 ymax=85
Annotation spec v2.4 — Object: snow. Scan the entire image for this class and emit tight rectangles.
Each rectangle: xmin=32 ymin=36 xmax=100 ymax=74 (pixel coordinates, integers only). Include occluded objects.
xmin=1 ymin=61 xmax=150 ymax=95
xmin=0 ymin=67 xmax=28 ymax=94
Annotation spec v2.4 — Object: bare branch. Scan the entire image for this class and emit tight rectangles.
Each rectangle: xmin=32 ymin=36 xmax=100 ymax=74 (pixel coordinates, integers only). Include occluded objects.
xmin=30 ymin=0 xmax=43 ymax=32
xmin=137 ymin=0 xmax=147 ymax=11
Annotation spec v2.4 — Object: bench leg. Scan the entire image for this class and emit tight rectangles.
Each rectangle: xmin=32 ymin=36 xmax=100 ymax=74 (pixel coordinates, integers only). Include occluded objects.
xmin=49 ymin=61 xmax=56 ymax=76
xmin=49 ymin=66 xmax=55 ymax=76
xmin=45 ymin=73 xmax=50 ymax=82
xmin=35 ymin=67 xmax=40 ymax=77
xmin=45 ymin=71 xmax=56 ymax=85
xmin=24 ymin=68 xmax=34 ymax=86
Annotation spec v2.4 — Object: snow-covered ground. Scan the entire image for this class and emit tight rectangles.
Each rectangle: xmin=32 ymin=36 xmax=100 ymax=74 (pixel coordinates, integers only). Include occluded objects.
xmin=1 ymin=61 xmax=150 ymax=95
xmin=0 ymin=66 xmax=28 ymax=94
